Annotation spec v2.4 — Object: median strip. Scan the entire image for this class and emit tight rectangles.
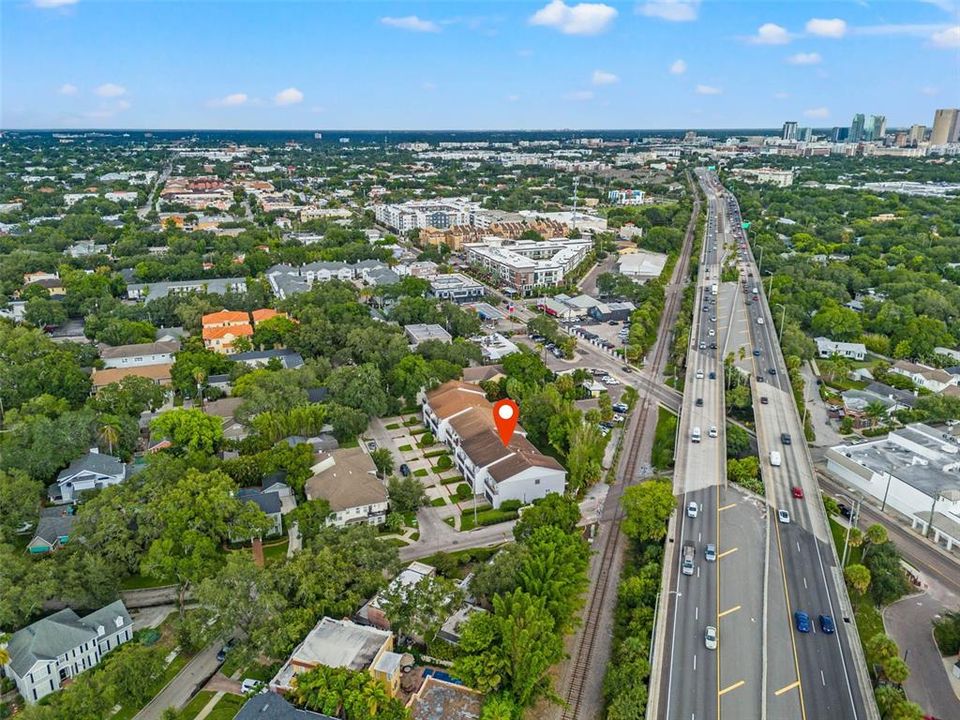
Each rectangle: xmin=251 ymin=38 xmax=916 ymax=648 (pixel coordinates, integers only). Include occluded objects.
xmin=718 ymin=680 xmax=745 ymax=696
xmin=774 ymin=680 xmax=800 ymax=696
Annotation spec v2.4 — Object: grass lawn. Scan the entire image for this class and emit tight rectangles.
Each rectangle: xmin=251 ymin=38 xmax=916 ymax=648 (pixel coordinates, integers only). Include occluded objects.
xmin=262 ymin=539 xmax=289 ymax=564
xmin=430 ymin=497 xmax=448 ymax=507
xmin=204 ymin=693 xmax=246 ymax=720
xmin=652 ymin=406 xmax=678 ymax=471
xmin=112 ymin=653 xmax=190 ymax=720
xmin=410 ymin=532 xmax=420 ymax=541
xmin=385 ymin=423 xmax=401 ymax=430
xmin=119 ymin=573 xmax=168 ymax=590
xmin=444 ymin=517 xmax=455 ymax=527
xmin=440 ymin=475 xmax=464 ymax=485
xmin=413 ymin=468 xmax=429 ymax=477
xmin=177 ymin=690 xmax=216 ymax=720
xmin=381 ymin=538 xmax=408 ymax=548
xmin=398 ymin=444 xmax=413 ymax=452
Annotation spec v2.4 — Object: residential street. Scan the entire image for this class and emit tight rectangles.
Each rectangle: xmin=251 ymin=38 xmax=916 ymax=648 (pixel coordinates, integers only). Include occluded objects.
xmin=884 ymin=593 xmax=960 ymax=720
xmin=134 ymin=642 xmax=223 ymax=720
xmin=799 ymin=360 xmax=844 ymax=447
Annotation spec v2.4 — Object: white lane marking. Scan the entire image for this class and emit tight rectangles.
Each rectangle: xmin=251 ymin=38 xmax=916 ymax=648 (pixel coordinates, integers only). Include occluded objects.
xmin=697 ymin=566 xmax=701 ymax=578
xmin=694 ymin=654 xmax=697 ymax=671
xmin=699 ymin=532 xmax=702 ymax=543
xmin=821 ymin=670 xmax=826 ymax=686
xmin=696 ymin=606 xmax=699 ymax=621
xmin=803 ymin=577 xmax=808 ymax=590
xmin=796 ymin=541 xmax=801 ymax=553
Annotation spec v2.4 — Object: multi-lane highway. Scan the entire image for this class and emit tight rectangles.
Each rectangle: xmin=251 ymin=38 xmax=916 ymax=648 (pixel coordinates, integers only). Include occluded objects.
xmin=726 ymin=179 xmax=877 ymax=720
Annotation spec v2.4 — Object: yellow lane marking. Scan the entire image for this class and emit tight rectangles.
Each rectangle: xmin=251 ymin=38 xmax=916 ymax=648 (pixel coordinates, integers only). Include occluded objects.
xmin=775 ymin=681 xmax=801 ymax=696
xmin=719 ymin=680 xmax=745 ymax=696
xmin=719 ymin=503 xmax=736 ymax=511
xmin=717 ymin=547 xmax=738 ymax=559
xmin=718 ymin=605 xmax=741 ymax=618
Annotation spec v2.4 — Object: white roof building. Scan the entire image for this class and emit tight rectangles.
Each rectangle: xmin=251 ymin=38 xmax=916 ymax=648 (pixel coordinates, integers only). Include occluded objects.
xmin=617 ymin=250 xmax=669 ymax=282
xmin=815 ymin=337 xmax=867 ymax=361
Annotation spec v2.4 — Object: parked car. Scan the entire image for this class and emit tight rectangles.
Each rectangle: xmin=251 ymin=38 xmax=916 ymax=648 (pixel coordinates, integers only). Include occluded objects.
xmin=794 ymin=611 xmax=811 ymax=633
xmin=613 ymin=414 xmax=625 ymax=423
xmin=399 ymin=463 xmax=411 ymax=477
xmin=241 ymin=679 xmax=265 ymax=694
xmin=216 ymin=638 xmax=237 ymax=663
xmin=695 ymin=398 xmax=704 ymax=407
xmin=613 ymin=402 xmax=628 ymax=413
xmin=838 ymin=504 xmax=852 ymax=519
xmin=621 ymin=365 xmax=633 ymax=373
xmin=760 ymin=396 xmax=769 ymax=404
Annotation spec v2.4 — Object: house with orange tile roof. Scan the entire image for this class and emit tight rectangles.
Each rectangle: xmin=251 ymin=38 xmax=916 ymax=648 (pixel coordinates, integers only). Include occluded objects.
xmin=202 ymin=323 xmax=253 ymax=353
xmin=422 ymin=380 xmax=566 ymax=508
xmin=201 ymin=310 xmax=250 ymax=327
xmin=250 ymin=308 xmax=285 ymax=325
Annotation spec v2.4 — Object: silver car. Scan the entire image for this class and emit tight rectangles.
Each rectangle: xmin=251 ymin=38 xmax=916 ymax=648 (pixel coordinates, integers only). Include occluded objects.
xmin=705 ymin=626 xmax=718 ymax=650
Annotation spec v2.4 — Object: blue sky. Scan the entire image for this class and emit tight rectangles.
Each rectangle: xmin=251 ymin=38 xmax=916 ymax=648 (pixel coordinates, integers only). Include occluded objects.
xmin=2 ymin=0 xmax=958 ymax=130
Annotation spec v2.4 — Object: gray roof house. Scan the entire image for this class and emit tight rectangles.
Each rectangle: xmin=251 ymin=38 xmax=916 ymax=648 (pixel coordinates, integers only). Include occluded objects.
xmin=50 ymin=450 xmax=129 ymax=503
xmin=235 ymin=488 xmax=284 ymax=539
xmin=3 ymin=600 xmax=133 ymax=704
xmin=235 ymin=694 xmax=337 ymax=720
xmin=27 ymin=507 xmax=76 ymax=554
xmin=228 ymin=348 xmax=304 ymax=369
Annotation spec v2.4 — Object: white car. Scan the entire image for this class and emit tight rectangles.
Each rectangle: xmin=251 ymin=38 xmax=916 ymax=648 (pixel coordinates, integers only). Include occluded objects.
xmin=241 ymin=679 xmax=264 ymax=694
xmin=613 ymin=414 xmax=625 ymax=423
xmin=696 ymin=369 xmax=704 ymax=379
xmin=708 ymin=329 xmax=716 ymax=337
xmin=708 ymin=426 xmax=718 ymax=438
xmin=603 ymin=377 xmax=620 ymax=386
xmin=777 ymin=509 xmax=791 ymax=524
xmin=687 ymin=501 xmax=699 ymax=518
xmin=705 ymin=625 xmax=718 ymax=650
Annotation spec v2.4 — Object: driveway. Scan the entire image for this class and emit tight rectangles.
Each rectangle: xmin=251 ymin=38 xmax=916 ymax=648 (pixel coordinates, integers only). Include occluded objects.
xmin=134 ymin=642 xmax=223 ymax=720
xmin=884 ymin=592 xmax=960 ymax=720
xmin=399 ymin=505 xmax=516 ymax=561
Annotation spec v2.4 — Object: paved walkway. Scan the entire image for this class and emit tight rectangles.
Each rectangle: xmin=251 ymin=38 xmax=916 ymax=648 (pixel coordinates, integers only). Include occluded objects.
xmin=884 ymin=592 xmax=960 ymax=720
xmin=799 ymin=360 xmax=844 ymax=447
xmin=134 ymin=642 xmax=222 ymax=720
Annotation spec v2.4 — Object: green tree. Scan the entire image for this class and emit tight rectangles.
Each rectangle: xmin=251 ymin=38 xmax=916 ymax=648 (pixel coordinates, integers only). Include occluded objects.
xmin=378 ymin=574 xmax=463 ymax=644
xmin=292 ymin=665 xmax=409 ymax=720
xmin=387 ymin=476 xmax=428 ymax=514
xmin=844 ymin=563 xmax=872 ymax=594
xmin=513 ymin=493 xmax=581 ymax=542
xmin=621 ymin=480 xmax=675 ymax=542
xmin=882 ymin=656 xmax=910 ymax=685
xmin=327 ymin=363 xmax=389 ymax=417
xmin=865 ymin=523 xmax=888 ymax=547
xmin=103 ymin=644 xmax=167 ymax=707
xmin=288 ymin=499 xmax=332 ymax=542
xmin=0 ymin=470 xmax=42 ymax=543
xmin=867 ymin=632 xmax=899 ymax=662
xmin=370 ymin=448 xmax=394 ymax=478
xmin=149 ymin=408 xmax=224 ymax=453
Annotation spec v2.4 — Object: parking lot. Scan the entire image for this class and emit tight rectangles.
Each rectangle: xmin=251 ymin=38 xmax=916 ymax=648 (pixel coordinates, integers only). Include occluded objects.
xmin=569 ymin=318 xmax=630 ymax=352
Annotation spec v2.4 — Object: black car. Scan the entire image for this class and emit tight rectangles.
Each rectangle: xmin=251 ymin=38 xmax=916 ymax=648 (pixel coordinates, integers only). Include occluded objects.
xmin=752 ymin=349 xmax=761 ymax=356
xmin=216 ymin=638 xmax=236 ymax=662
xmin=710 ymin=342 xmax=718 ymax=349
xmin=695 ymin=398 xmax=704 ymax=407
xmin=709 ymin=371 xmax=716 ymax=379
xmin=768 ymin=367 xmax=777 ymax=375
xmin=621 ymin=365 xmax=633 ymax=373
xmin=838 ymin=503 xmax=852 ymax=519
xmin=781 ymin=433 xmax=792 ymax=445
xmin=399 ymin=463 xmax=411 ymax=477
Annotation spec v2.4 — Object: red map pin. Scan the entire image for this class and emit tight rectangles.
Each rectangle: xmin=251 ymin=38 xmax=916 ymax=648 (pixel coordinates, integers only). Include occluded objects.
xmin=493 ymin=399 xmax=519 ymax=446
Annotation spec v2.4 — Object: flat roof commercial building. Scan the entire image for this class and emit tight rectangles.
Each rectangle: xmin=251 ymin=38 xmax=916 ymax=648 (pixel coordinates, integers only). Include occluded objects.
xmin=464 ymin=237 xmax=591 ymax=295
xmin=427 ymin=273 xmax=485 ymax=303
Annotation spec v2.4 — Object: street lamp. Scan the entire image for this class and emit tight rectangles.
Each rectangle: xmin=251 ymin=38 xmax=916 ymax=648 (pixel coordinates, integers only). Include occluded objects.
xmin=757 ymin=245 xmax=765 ymax=276
xmin=774 ymin=303 xmax=788 ymax=345
xmin=839 ymin=489 xmax=863 ymax=568
xmin=926 ymin=489 xmax=960 ymax=540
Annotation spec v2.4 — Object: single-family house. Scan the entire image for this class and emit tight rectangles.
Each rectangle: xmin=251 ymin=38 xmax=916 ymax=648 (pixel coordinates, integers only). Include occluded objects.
xmin=99 ymin=340 xmax=180 ymax=369
xmin=91 ymin=363 xmax=174 ymax=392
xmin=408 ymin=677 xmax=483 ymax=720
xmin=235 ymin=694 xmax=337 ymax=720
xmin=461 ymin=364 xmax=505 ymax=385
xmin=304 ymin=448 xmax=388 ymax=527
xmin=49 ymin=449 xmax=128 ymax=503
xmin=235 ymin=488 xmax=284 ymax=539
xmin=356 ymin=562 xmax=435 ymax=630
xmin=202 ymin=309 xmax=253 ymax=354
xmin=2 ymin=600 xmax=132 ymax=704
xmin=261 ymin=472 xmax=298 ymax=515
xmin=423 ymin=381 xmax=566 ymax=508
xmin=890 ymin=360 xmax=960 ymax=394
xmin=269 ymin=617 xmax=398 ymax=695
xmin=27 ymin=508 xmax=76 ymax=554
xmin=229 ymin=348 xmax=304 ymax=369
xmin=815 ymin=337 xmax=867 ymax=361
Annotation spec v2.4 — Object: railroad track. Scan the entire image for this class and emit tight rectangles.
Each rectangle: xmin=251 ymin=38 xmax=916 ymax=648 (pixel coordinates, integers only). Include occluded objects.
xmin=559 ymin=172 xmax=701 ymax=719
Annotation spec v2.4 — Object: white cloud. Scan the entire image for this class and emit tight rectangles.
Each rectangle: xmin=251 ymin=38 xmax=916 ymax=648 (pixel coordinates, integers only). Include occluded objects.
xmin=95 ymin=83 xmax=126 ymax=98
xmin=380 ymin=16 xmax=441 ymax=33
xmin=565 ymin=90 xmax=595 ymax=101
xmin=530 ymin=1 xmax=618 ymax=36
xmin=274 ymin=87 xmax=304 ymax=106
xmin=695 ymin=84 xmax=722 ymax=95
xmin=773 ymin=91 xmax=790 ymax=99
xmin=209 ymin=93 xmax=248 ymax=107
xmin=931 ymin=25 xmax=960 ymax=47
xmin=506 ymin=94 xmax=521 ymax=102
xmin=920 ymin=85 xmax=939 ymax=95
xmin=33 ymin=0 xmax=78 ymax=8
xmin=804 ymin=107 xmax=830 ymax=119
xmin=637 ymin=0 xmax=700 ymax=22
xmin=749 ymin=23 xmax=791 ymax=45
xmin=806 ymin=18 xmax=847 ymax=38
xmin=58 ymin=83 xmax=78 ymax=96
xmin=787 ymin=52 xmax=822 ymax=65
xmin=592 ymin=70 xmax=619 ymax=85
xmin=669 ymin=59 xmax=687 ymax=74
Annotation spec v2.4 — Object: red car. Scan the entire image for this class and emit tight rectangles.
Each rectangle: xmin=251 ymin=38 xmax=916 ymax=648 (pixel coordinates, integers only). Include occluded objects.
xmin=791 ymin=486 xmax=804 ymax=499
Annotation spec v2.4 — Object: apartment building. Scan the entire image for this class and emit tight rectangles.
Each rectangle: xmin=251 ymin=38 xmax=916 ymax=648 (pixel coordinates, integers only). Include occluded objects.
xmin=464 ymin=237 xmax=591 ymax=295
xmin=422 ymin=381 xmax=566 ymax=508
xmin=373 ymin=197 xmax=480 ymax=233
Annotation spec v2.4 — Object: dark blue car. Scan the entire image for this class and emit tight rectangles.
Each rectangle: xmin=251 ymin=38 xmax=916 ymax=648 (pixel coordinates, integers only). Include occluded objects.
xmin=794 ymin=611 xmax=811 ymax=633
xmin=819 ymin=614 xmax=835 ymax=634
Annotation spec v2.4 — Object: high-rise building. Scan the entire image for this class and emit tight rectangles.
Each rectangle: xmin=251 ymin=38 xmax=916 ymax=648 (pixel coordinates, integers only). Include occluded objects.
xmin=908 ymin=124 xmax=927 ymax=145
xmin=830 ymin=126 xmax=849 ymax=143
xmin=865 ymin=115 xmax=886 ymax=141
xmin=849 ymin=114 xmax=866 ymax=143
xmin=781 ymin=121 xmax=798 ymax=141
xmin=930 ymin=109 xmax=960 ymax=145
xmin=797 ymin=127 xmax=813 ymax=142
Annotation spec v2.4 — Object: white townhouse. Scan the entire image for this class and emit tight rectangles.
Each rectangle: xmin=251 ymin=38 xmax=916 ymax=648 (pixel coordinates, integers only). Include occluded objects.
xmin=422 ymin=381 xmax=566 ymax=508
xmin=49 ymin=449 xmax=129 ymax=504
xmin=99 ymin=339 xmax=180 ymax=369
xmin=2 ymin=601 xmax=132 ymax=704
xmin=891 ymin=360 xmax=960 ymax=394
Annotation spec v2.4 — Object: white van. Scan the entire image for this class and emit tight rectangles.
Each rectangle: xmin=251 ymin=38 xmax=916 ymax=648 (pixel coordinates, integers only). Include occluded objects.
xmin=757 ymin=317 xmax=765 ymax=325
xmin=692 ymin=426 xmax=702 ymax=443
xmin=770 ymin=450 xmax=782 ymax=467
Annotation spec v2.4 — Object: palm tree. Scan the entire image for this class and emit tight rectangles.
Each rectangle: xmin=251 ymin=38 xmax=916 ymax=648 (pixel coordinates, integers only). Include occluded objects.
xmin=193 ymin=367 xmax=207 ymax=409
xmin=864 ymin=401 xmax=888 ymax=429
xmin=98 ymin=416 xmax=122 ymax=456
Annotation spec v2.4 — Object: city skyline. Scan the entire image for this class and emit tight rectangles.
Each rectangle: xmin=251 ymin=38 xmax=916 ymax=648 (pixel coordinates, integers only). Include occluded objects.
xmin=2 ymin=0 xmax=959 ymax=130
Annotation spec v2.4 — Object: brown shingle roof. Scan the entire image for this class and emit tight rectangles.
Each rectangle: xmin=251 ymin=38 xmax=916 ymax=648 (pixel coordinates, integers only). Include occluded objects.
xmin=99 ymin=340 xmax=180 ymax=360
xmin=305 ymin=447 xmax=385 ymax=510
xmin=424 ymin=381 xmax=490 ymax=420
xmin=91 ymin=363 xmax=172 ymax=389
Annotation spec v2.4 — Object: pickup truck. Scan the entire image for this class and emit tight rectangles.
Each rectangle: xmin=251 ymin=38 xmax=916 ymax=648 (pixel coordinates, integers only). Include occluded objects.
xmin=682 ymin=541 xmax=696 ymax=576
